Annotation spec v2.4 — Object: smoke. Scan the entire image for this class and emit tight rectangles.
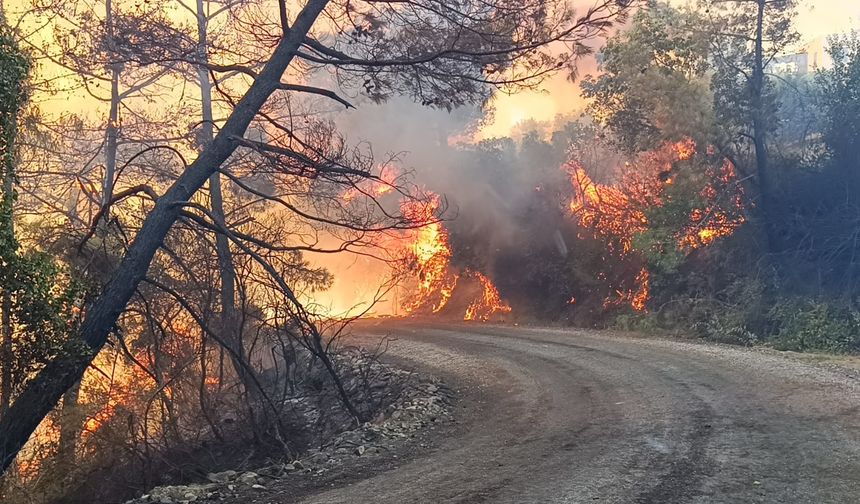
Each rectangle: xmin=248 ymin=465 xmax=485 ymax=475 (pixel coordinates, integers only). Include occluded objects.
xmin=303 ymin=20 xmax=614 ymax=317
xmin=304 ymin=91 xmax=599 ymax=317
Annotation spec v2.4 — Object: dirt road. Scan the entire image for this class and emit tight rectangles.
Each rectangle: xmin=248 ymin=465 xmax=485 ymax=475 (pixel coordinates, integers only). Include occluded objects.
xmin=299 ymin=322 xmax=860 ymax=503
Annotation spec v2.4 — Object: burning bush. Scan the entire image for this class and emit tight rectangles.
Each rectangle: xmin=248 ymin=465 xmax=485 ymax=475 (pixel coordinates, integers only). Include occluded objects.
xmin=398 ymin=196 xmax=512 ymax=321
xmin=567 ymin=138 xmax=745 ymax=313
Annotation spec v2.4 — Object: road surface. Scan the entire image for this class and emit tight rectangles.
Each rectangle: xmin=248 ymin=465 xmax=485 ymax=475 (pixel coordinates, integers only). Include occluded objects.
xmin=300 ymin=322 xmax=860 ymax=503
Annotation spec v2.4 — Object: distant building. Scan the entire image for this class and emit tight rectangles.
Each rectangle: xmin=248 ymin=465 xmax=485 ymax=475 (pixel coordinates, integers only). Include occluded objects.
xmin=772 ymin=37 xmax=833 ymax=75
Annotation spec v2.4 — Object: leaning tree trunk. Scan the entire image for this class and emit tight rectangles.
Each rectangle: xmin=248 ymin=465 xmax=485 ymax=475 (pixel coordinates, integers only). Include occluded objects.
xmin=0 ymin=0 xmax=330 ymax=472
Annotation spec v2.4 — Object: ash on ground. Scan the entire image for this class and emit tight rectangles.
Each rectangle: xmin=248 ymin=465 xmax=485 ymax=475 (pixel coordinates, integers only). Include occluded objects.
xmin=126 ymin=350 xmax=454 ymax=504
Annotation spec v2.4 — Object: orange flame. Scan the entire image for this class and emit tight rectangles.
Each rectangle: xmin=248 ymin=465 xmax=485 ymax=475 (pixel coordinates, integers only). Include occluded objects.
xmin=400 ymin=194 xmax=512 ymax=320
xmin=341 ymin=164 xmax=399 ymax=202
xmin=464 ymin=272 xmax=512 ymax=321
xmin=567 ymin=139 xmax=743 ymax=311
xmin=400 ymin=196 xmax=460 ymax=313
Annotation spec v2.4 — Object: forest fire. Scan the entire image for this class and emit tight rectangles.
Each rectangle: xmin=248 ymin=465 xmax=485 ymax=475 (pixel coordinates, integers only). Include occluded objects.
xmin=568 ymin=139 xmax=744 ymax=311
xmin=4 ymin=0 xmax=858 ymax=501
xmin=464 ymin=272 xmax=512 ymax=321
xmin=399 ymin=196 xmax=511 ymax=320
xmin=399 ymin=196 xmax=459 ymax=314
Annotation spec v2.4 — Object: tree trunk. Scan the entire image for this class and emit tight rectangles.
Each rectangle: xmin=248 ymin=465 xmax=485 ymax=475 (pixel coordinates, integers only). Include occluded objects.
xmin=0 ymin=293 xmax=10 ymax=417
xmin=751 ymin=0 xmax=777 ymax=254
xmin=102 ymin=69 xmax=120 ymax=210
xmin=0 ymin=0 xmax=329 ymax=472
xmin=195 ymin=0 xmax=257 ymax=400
xmin=101 ymin=0 xmax=120 ymax=210
xmin=56 ymin=0 xmax=122 ymax=464
xmin=57 ymin=382 xmax=81 ymax=464
xmin=0 ymin=57 xmax=17 ymax=418
xmin=0 ymin=171 xmax=11 ymax=417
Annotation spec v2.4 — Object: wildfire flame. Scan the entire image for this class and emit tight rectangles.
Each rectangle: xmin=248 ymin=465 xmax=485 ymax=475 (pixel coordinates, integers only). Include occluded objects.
xmin=341 ymin=164 xmax=399 ymax=202
xmin=464 ymin=272 xmax=512 ymax=321
xmin=400 ymin=194 xmax=512 ymax=320
xmin=400 ymin=196 xmax=460 ymax=313
xmin=568 ymin=139 xmax=744 ymax=311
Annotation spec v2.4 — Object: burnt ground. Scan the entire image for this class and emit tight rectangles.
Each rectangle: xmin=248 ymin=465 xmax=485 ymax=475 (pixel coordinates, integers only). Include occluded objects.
xmin=217 ymin=320 xmax=860 ymax=503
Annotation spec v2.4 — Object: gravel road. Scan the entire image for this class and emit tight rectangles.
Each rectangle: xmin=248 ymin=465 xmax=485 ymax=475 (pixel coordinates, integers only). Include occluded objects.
xmin=298 ymin=321 xmax=860 ymax=504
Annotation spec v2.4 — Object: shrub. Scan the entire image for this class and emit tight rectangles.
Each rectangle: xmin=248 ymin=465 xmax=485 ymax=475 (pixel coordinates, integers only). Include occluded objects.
xmin=766 ymin=298 xmax=860 ymax=353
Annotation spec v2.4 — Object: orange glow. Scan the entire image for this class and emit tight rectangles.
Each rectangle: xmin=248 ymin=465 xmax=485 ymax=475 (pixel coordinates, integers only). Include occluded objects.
xmin=464 ymin=272 xmax=513 ymax=321
xmin=400 ymin=196 xmax=460 ymax=313
xmin=341 ymin=164 xmax=399 ymax=202
xmin=678 ymin=158 xmax=745 ymax=250
xmin=630 ymin=268 xmax=650 ymax=312
xmin=400 ymin=194 xmax=512 ymax=320
xmin=568 ymin=139 xmax=744 ymax=310
xmin=83 ymin=398 xmax=118 ymax=434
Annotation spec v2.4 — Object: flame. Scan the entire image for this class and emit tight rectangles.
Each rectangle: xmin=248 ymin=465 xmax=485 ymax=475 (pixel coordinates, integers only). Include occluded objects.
xmin=374 ymin=164 xmax=397 ymax=196
xmin=568 ymin=162 xmax=645 ymax=255
xmin=400 ymin=196 xmax=460 ymax=313
xmin=83 ymin=398 xmax=119 ymax=434
xmin=630 ymin=268 xmax=650 ymax=312
xmin=400 ymin=194 xmax=512 ymax=320
xmin=464 ymin=272 xmax=512 ymax=321
xmin=678 ymin=158 xmax=745 ymax=250
xmin=567 ymin=139 xmax=743 ymax=311
xmin=341 ymin=164 xmax=399 ymax=202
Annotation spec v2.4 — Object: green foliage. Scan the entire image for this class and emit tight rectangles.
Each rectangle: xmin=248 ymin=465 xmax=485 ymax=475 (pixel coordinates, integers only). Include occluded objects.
xmin=0 ymin=24 xmax=30 ymax=258
xmin=614 ymin=311 xmax=663 ymax=334
xmin=622 ymin=274 xmax=860 ymax=354
xmin=767 ymin=299 xmax=860 ymax=353
xmin=581 ymin=3 xmax=714 ymax=152
xmin=0 ymin=22 xmax=86 ymax=400
xmin=707 ymin=0 xmax=799 ymax=136
xmin=633 ymin=176 xmax=705 ymax=275
xmin=690 ymin=278 xmax=768 ymax=346
xmin=815 ymin=32 xmax=860 ymax=195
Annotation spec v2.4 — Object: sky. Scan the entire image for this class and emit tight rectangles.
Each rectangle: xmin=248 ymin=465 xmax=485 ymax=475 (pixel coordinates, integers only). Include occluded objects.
xmin=8 ymin=0 xmax=859 ymax=136
xmin=478 ymin=0 xmax=860 ymax=139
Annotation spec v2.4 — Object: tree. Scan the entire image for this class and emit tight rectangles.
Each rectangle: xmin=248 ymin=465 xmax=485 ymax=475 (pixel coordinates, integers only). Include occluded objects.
xmin=816 ymin=32 xmax=860 ymax=201
xmin=704 ymin=0 xmax=799 ymax=252
xmin=581 ymin=3 xmax=714 ymax=153
xmin=0 ymin=15 xmax=84 ymax=440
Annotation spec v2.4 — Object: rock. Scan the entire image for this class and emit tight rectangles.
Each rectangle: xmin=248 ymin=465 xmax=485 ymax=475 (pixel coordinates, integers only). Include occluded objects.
xmin=206 ymin=470 xmax=236 ymax=483
xmin=148 ymin=484 xmax=216 ymax=504
xmin=251 ymin=484 xmax=266 ymax=490
xmin=237 ymin=471 xmax=260 ymax=485
xmin=284 ymin=460 xmax=305 ymax=472
xmin=355 ymin=445 xmax=366 ymax=456
xmin=257 ymin=464 xmax=286 ymax=478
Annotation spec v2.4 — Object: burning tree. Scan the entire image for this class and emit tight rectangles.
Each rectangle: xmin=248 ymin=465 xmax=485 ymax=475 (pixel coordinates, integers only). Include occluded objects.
xmin=567 ymin=139 xmax=745 ymax=312
xmin=398 ymin=194 xmax=512 ymax=321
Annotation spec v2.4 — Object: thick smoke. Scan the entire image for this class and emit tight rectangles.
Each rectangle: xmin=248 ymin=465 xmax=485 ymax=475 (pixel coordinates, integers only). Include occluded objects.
xmin=308 ymin=43 xmax=608 ymax=318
